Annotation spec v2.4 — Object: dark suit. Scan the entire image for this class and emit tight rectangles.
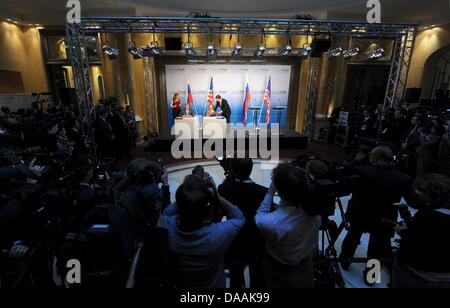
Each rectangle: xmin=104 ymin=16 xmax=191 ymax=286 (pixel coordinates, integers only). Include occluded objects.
xmin=340 ymin=163 xmax=415 ymax=262
xmin=180 ymin=109 xmax=195 ymax=117
xmin=95 ymin=116 xmax=114 ymax=158
xmin=215 ymin=99 xmax=231 ymax=123
xmin=218 ymin=179 xmax=268 ymax=288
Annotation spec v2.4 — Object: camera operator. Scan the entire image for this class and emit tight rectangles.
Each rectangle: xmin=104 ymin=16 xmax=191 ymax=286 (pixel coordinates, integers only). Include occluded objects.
xmin=392 ymin=173 xmax=450 ymax=288
xmin=340 ymin=146 xmax=417 ymax=273
xmin=217 ymin=158 xmax=268 ymax=288
xmin=160 ymin=174 xmax=245 ymax=288
xmin=112 ymin=159 xmax=171 ymax=248
xmin=255 ymin=163 xmax=322 ymax=288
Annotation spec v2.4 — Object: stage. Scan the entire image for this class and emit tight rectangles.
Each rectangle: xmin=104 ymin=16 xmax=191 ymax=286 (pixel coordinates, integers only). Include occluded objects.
xmin=146 ymin=127 xmax=308 ymax=152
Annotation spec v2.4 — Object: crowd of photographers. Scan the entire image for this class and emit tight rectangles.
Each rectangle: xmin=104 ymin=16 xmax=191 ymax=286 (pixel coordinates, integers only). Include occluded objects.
xmin=1 ymin=100 xmax=449 ymax=289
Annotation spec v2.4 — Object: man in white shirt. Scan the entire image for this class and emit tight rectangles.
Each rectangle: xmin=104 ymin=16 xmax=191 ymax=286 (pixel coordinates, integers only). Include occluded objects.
xmin=255 ymin=163 xmax=321 ymax=288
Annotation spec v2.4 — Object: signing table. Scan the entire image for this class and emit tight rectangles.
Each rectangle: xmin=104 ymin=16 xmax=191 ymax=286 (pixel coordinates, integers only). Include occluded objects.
xmin=202 ymin=117 xmax=227 ymax=139
xmin=172 ymin=116 xmax=200 ymax=139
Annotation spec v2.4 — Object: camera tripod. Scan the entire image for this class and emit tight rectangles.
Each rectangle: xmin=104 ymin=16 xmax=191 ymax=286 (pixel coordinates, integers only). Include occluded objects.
xmin=315 ymin=196 xmax=350 ymax=288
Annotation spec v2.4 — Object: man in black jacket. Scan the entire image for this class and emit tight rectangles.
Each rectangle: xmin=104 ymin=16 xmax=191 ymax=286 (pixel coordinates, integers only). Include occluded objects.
xmin=215 ymin=95 xmax=232 ymax=123
xmin=393 ymin=173 xmax=450 ymax=288
xmin=218 ymin=158 xmax=267 ymax=288
xmin=340 ymin=146 xmax=418 ymax=271
xmin=94 ymin=109 xmax=115 ymax=158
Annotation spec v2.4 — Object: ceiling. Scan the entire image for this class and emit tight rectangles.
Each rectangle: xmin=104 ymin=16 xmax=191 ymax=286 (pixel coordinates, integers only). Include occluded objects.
xmin=0 ymin=0 xmax=449 ymax=26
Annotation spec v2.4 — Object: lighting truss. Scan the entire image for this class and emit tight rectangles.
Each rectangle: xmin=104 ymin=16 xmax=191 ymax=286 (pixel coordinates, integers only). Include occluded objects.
xmin=66 ymin=16 xmax=417 ymax=148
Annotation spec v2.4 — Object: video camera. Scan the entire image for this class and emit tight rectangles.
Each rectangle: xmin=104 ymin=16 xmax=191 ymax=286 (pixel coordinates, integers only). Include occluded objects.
xmin=290 ymin=152 xmax=361 ymax=217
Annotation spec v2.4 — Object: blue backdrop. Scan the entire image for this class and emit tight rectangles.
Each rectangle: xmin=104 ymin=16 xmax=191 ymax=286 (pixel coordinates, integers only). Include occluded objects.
xmin=165 ymin=65 xmax=292 ymax=128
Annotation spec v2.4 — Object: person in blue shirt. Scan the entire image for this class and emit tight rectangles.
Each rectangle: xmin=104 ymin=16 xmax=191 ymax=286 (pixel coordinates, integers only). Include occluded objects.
xmin=160 ymin=174 xmax=245 ymax=288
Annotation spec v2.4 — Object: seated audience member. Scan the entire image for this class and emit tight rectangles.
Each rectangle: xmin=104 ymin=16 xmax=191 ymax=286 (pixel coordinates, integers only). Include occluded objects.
xmin=160 ymin=174 xmax=245 ymax=288
xmin=359 ymin=110 xmax=375 ymax=138
xmin=218 ymin=158 xmax=268 ymax=288
xmin=180 ymin=104 xmax=195 ymax=117
xmin=393 ymin=174 xmax=450 ymax=288
xmin=255 ymin=164 xmax=322 ymax=288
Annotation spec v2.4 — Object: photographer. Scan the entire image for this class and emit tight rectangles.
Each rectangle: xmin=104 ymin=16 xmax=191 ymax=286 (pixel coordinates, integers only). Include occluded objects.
xmin=392 ymin=174 xmax=450 ymax=288
xmin=255 ymin=163 xmax=322 ymax=288
xmin=218 ymin=158 xmax=268 ymax=288
xmin=160 ymin=174 xmax=245 ymax=288
xmin=340 ymin=146 xmax=416 ymax=272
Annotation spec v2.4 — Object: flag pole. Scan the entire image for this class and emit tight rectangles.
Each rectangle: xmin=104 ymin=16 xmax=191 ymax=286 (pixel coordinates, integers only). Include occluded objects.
xmin=203 ymin=75 xmax=212 ymax=117
xmin=257 ymin=76 xmax=267 ymax=127
xmin=188 ymin=75 xmax=199 ymax=116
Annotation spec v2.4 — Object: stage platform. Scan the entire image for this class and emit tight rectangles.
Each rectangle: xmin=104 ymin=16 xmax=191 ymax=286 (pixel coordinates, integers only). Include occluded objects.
xmin=146 ymin=128 xmax=308 ymax=152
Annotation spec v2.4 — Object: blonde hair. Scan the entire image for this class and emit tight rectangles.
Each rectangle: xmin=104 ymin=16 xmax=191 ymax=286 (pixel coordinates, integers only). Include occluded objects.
xmin=172 ymin=93 xmax=180 ymax=101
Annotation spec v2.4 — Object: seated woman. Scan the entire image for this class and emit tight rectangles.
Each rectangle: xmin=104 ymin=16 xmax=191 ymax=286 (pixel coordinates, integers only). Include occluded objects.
xmin=392 ymin=173 xmax=450 ymax=288
xmin=255 ymin=163 xmax=322 ymax=288
xmin=206 ymin=103 xmax=217 ymax=117
xmin=160 ymin=174 xmax=245 ymax=288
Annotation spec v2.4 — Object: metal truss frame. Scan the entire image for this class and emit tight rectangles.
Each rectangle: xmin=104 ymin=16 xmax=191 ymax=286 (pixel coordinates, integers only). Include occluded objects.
xmin=66 ymin=23 xmax=97 ymax=161
xmin=66 ymin=17 xmax=417 ymax=147
xmin=302 ymin=58 xmax=320 ymax=140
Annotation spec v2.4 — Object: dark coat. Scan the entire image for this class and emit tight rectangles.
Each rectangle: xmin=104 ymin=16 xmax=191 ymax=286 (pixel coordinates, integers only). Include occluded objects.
xmin=218 ymin=179 xmax=268 ymax=263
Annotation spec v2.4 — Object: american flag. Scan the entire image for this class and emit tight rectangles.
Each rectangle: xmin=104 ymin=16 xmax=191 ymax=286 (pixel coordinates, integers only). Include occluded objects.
xmin=263 ymin=76 xmax=272 ymax=124
xmin=207 ymin=77 xmax=214 ymax=104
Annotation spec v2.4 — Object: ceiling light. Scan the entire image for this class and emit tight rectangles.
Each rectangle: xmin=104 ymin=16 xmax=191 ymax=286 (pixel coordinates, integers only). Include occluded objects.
xmin=207 ymin=42 xmax=217 ymax=58
xmin=149 ymin=41 xmax=161 ymax=55
xmin=254 ymin=43 xmax=266 ymax=57
xmin=279 ymin=43 xmax=293 ymax=56
xmin=327 ymin=47 xmax=343 ymax=58
xmin=232 ymin=42 xmax=243 ymax=57
xmin=184 ymin=41 xmax=196 ymax=57
xmin=343 ymin=45 xmax=360 ymax=58
xmin=102 ymin=43 xmax=118 ymax=60
xmin=367 ymin=47 xmax=385 ymax=59
xmin=298 ymin=45 xmax=312 ymax=58
xmin=128 ymin=42 xmax=142 ymax=59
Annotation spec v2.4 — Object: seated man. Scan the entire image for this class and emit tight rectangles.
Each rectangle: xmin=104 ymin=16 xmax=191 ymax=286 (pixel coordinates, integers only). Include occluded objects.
xmin=180 ymin=104 xmax=195 ymax=117
xmin=393 ymin=173 xmax=450 ymax=288
xmin=160 ymin=174 xmax=245 ymax=288
xmin=255 ymin=163 xmax=322 ymax=288
xmin=218 ymin=158 xmax=268 ymax=288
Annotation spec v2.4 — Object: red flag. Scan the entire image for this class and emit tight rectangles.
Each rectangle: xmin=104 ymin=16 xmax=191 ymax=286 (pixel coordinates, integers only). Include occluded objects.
xmin=242 ymin=79 xmax=251 ymax=125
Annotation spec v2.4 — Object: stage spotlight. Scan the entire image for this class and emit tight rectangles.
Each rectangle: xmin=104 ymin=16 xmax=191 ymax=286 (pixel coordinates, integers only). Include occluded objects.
xmin=279 ymin=43 xmax=293 ymax=56
xmin=184 ymin=41 xmax=197 ymax=57
xmin=343 ymin=46 xmax=360 ymax=58
xmin=207 ymin=42 xmax=217 ymax=58
xmin=128 ymin=42 xmax=142 ymax=59
xmin=254 ymin=43 xmax=266 ymax=57
xmin=102 ymin=43 xmax=118 ymax=60
xmin=149 ymin=41 xmax=161 ymax=55
xmin=232 ymin=42 xmax=243 ymax=57
xmin=367 ymin=47 xmax=385 ymax=59
xmin=327 ymin=47 xmax=343 ymax=58
xmin=298 ymin=45 xmax=312 ymax=58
